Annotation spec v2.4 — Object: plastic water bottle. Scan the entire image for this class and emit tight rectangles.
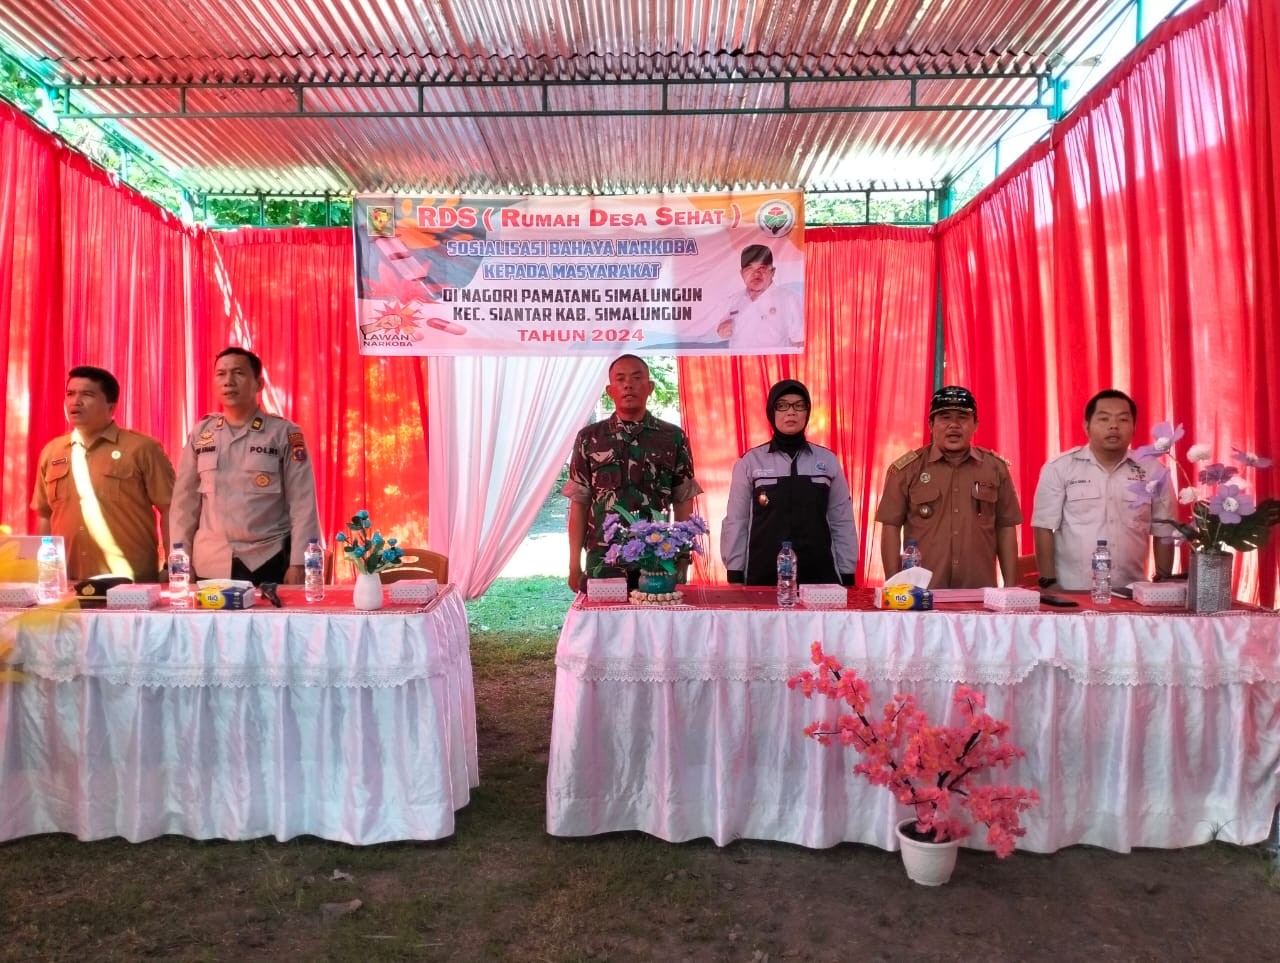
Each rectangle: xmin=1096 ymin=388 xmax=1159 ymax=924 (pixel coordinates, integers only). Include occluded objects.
xmin=776 ymin=541 xmax=798 ymax=608
xmin=36 ymin=535 xmax=62 ymax=604
xmin=900 ymin=539 xmax=923 ymax=570
xmin=169 ymin=542 xmax=190 ymax=608
xmin=304 ymin=538 xmax=325 ymax=602
xmin=1091 ymin=539 xmax=1112 ymax=605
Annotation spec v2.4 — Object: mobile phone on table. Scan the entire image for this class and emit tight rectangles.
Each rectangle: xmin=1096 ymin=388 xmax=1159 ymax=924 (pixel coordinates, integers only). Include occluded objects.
xmin=1112 ymin=587 xmax=1134 ymax=600
xmin=1039 ymin=594 xmax=1079 ymax=608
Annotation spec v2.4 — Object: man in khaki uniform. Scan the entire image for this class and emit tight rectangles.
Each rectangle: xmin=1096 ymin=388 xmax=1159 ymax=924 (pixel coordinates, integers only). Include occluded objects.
xmin=876 ymin=386 xmax=1022 ymax=589
xmin=170 ymin=347 xmax=321 ymax=584
xmin=31 ymin=366 xmax=175 ymax=583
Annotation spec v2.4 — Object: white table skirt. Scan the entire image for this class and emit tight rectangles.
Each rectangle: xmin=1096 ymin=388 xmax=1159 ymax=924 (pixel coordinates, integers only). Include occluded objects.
xmin=546 ymin=598 xmax=1280 ymax=852
xmin=0 ymin=587 xmax=478 ymax=844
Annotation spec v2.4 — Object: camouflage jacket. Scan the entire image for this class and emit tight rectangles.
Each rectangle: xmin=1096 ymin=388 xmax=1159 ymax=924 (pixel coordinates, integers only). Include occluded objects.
xmin=562 ymin=412 xmax=703 ymax=571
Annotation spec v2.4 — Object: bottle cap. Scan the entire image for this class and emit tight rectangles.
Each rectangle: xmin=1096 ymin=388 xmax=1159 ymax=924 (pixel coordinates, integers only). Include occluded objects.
xmin=1097 ymin=539 xmax=1107 ymax=546
xmin=781 ymin=541 xmax=792 ymax=549
xmin=308 ymin=538 xmax=320 ymax=545
xmin=173 ymin=542 xmax=183 ymax=549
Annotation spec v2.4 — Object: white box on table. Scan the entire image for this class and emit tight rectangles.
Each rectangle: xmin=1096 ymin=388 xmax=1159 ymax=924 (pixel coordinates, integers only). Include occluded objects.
xmin=0 ymin=583 xmax=38 ymax=607
xmin=106 ymin=583 xmax=163 ymax=609
xmin=388 ymin=579 xmax=439 ymax=604
xmin=1132 ymin=581 xmax=1187 ymax=607
xmin=586 ymin=578 xmax=628 ymax=603
xmin=799 ymin=583 xmax=846 ymax=607
xmin=983 ymin=587 xmax=1041 ymax=612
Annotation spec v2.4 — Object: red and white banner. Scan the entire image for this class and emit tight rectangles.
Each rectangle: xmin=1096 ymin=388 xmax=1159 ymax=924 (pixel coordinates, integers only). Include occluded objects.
xmin=353 ymin=192 xmax=804 ymax=356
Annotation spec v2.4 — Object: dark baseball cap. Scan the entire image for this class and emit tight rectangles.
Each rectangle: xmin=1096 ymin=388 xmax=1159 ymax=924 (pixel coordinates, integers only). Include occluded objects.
xmin=741 ymin=244 xmax=774 ymax=269
xmin=929 ymin=385 xmax=977 ymax=417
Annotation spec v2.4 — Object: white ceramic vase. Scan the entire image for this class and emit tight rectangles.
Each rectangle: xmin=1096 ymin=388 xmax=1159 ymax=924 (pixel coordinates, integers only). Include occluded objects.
xmin=352 ymin=571 xmax=384 ymax=611
xmin=895 ymin=818 xmax=961 ymax=886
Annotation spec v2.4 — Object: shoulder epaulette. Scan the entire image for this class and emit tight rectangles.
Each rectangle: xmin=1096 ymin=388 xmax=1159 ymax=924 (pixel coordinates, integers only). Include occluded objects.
xmin=891 ymin=449 xmax=922 ymax=471
xmin=983 ymin=447 xmax=1012 ymax=468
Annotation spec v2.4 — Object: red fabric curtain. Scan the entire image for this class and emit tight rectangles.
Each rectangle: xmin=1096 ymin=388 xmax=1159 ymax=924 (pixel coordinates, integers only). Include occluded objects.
xmin=936 ymin=0 xmax=1277 ymax=604
xmin=208 ymin=229 xmax=431 ymax=567
xmin=678 ymin=226 xmax=937 ymax=585
xmin=1245 ymin=0 xmax=1280 ymax=603
xmin=0 ymin=104 xmax=62 ymax=531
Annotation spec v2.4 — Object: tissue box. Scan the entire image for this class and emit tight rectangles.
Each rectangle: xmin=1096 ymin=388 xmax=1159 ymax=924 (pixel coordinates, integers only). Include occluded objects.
xmin=106 ymin=583 xmax=163 ymax=609
xmin=874 ymin=585 xmax=934 ymax=610
xmin=983 ymin=587 xmax=1041 ymax=612
xmin=799 ymin=583 xmax=847 ymax=607
xmin=195 ymin=584 xmax=257 ymax=609
xmin=0 ymin=583 xmax=38 ymax=607
xmin=388 ymin=579 xmax=438 ymax=604
xmin=1132 ymin=581 xmax=1188 ymax=607
xmin=586 ymin=578 xmax=629 ymax=603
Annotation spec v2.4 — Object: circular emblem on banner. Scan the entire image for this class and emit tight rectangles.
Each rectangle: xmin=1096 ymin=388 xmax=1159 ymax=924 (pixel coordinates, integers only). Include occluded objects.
xmin=756 ymin=198 xmax=797 ymax=238
xmin=254 ymin=473 xmax=271 ymax=488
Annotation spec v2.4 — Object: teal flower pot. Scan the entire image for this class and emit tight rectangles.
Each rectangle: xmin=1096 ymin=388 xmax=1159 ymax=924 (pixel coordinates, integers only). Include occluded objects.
xmin=636 ymin=569 xmax=677 ymax=595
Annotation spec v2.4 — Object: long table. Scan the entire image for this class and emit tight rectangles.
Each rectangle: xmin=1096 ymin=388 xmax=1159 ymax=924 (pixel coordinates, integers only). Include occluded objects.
xmin=546 ymin=587 xmax=1280 ymax=853
xmin=0 ymin=585 xmax=477 ymax=844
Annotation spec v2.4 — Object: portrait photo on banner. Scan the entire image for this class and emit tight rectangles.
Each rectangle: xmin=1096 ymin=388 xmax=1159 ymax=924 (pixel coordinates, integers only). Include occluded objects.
xmin=351 ymin=191 xmax=805 ymax=357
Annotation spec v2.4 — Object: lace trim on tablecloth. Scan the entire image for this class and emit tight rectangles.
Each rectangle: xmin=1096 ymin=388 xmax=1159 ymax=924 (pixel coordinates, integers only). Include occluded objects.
xmin=16 ymin=657 xmax=445 ymax=688
xmin=555 ymin=653 xmax=1280 ymax=688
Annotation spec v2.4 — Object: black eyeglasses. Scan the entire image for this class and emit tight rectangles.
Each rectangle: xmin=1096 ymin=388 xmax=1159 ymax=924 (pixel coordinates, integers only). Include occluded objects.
xmin=774 ymin=401 xmax=810 ymax=412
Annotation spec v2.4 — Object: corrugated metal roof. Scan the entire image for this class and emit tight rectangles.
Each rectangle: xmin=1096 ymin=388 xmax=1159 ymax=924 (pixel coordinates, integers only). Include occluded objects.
xmin=0 ymin=0 xmax=1134 ymax=195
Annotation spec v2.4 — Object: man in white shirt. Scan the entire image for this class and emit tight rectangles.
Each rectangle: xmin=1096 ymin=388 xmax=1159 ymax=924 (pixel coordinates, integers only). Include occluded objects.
xmin=716 ymin=244 xmax=804 ymax=351
xmin=1031 ymin=389 xmax=1175 ymax=591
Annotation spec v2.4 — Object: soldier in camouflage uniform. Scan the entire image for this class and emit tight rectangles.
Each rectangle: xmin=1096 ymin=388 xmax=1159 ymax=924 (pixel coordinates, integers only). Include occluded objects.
xmin=562 ymin=355 xmax=703 ymax=591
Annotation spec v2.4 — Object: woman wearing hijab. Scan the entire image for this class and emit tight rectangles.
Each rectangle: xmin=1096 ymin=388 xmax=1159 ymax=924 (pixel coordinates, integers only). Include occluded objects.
xmin=721 ymin=379 xmax=858 ymax=586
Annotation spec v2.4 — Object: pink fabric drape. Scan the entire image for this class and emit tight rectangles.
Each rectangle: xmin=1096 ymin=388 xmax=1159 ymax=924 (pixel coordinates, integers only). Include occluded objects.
xmin=934 ymin=0 xmax=1277 ymax=604
xmin=678 ymin=226 xmax=937 ymax=586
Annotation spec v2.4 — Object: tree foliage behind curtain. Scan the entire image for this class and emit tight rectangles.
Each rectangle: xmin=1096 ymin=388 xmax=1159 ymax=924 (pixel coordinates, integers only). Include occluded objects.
xmin=935 ymin=0 xmax=1276 ymax=604
xmin=678 ymin=226 xmax=937 ymax=586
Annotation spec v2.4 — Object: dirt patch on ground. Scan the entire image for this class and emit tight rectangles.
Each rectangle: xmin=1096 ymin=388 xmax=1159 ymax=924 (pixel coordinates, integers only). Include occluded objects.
xmin=3 ymin=634 xmax=1278 ymax=962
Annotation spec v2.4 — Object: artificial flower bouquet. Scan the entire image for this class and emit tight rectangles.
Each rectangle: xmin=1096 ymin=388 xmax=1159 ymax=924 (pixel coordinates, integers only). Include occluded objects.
xmin=788 ymin=642 xmax=1039 ymax=856
xmin=594 ymin=506 xmax=709 ymax=575
xmin=334 ymin=510 xmax=405 ymax=575
xmin=1132 ymin=423 xmax=1280 ymax=553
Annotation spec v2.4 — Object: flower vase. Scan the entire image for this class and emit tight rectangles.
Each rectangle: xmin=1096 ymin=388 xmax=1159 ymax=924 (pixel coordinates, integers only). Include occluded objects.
xmin=895 ymin=819 xmax=961 ymax=886
xmin=352 ymin=571 xmax=384 ymax=611
xmin=1188 ymin=551 xmax=1234 ymax=614
xmin=636 ymin=569 xmax=677 ymax=595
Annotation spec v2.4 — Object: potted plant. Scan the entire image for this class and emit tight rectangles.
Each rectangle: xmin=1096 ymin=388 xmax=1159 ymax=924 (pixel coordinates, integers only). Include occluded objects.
xmin=788 ymin=642 xmax=1039 ymax=885
xmin=1132 ymin=423 xmax=1280 ymax=612
xmin=334 ymin=510 xmax=405 ymax=610
xmin=594 ymin=506 xmax=708 ymax=595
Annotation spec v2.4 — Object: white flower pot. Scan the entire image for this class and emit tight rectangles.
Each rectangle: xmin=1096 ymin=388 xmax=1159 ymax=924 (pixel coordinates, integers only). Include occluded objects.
xmin=352 ymin=571 xmax=384 ymax=611
xmin=895 ymin=818 xmax=960 ymax=886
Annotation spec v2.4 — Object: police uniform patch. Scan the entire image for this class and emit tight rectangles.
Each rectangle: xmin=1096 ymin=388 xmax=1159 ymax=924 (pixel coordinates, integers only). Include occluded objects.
xmin=291 ymin=447 xmax=308 ymax=463
xmin=288 ymin=432 xmax=304 ymax=448
xmin=199 ymin=429 xmax=213 ymax=443
xmin=254 ymin=473 xmax=271 ymax=488
xmin=250 ymin=417 xmax=264 ymax=431
xmin=52 ymin=457 xmax=68 ymax=466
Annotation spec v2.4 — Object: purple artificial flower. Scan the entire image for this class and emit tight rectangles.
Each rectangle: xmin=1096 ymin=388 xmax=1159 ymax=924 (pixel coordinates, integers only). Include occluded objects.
xmin=1208 ymin=484 xmax=1256 ymax=524
xmin=1198 ymin=463 xmax=1239 ymax=486
xmin=1133 ymin=422 xmax=1185 ymax=461
xmin=603 ymin=544 xmax=623 ymax=565
xmin=1232 ymin=447 xmax=1273 ymax=469
xmin=621 ymin=539 xmax=646 ymax=564
xmin=655 ymin=539 xmax=680 ymax=560
xmin=1126 ymin=464 xmax=1169 ymax=507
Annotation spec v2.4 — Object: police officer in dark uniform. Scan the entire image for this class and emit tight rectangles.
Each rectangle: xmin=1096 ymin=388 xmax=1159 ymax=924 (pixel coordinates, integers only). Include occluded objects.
xmin=721 ymin=379 xmax=858 ymax=585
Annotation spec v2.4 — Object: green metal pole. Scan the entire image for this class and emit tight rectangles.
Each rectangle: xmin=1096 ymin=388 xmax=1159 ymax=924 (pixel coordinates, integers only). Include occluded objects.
xmin=933 ymin=178 xmax=954 ymax=390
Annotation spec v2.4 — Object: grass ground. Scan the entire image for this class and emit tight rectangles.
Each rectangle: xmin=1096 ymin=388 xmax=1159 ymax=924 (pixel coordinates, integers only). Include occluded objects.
xmin=3 ymin=578 xmax=1280 ymax=961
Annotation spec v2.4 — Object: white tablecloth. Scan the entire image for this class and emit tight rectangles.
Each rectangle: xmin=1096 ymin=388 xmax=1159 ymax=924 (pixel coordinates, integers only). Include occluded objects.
xmin=546 ymin=592 xmax=1280 ymax=852
xmin=0 ymin=586 xmax=478 ymax=844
